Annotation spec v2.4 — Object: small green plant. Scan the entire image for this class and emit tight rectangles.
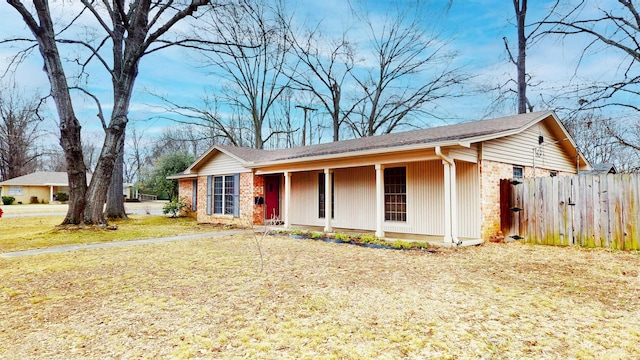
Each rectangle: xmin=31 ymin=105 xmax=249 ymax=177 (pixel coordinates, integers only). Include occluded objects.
xmin=311 ymin=231 xmax=325 ymax=239
xmin=56 ymin=192 xmax=68 ymax=202
xmin=360 ymin=234 xmax=377 ymax=244
xmin=334 ymin=232 xmax=351 ymax=242
xmin=162 ymin=198 xmax=188 ymax=218
xmin=30 ymin=196 xmax=39 ymax=204
xmin=2 ymin=196 xmax=15 ymax=205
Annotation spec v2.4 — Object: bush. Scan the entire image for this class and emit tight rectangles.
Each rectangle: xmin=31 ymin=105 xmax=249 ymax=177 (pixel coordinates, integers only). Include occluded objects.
xmin=163 ymin=198 xmax=188 ymax=218
xmin=2 ymin=196 xmax=15 ymax=205
xmin=30 ymin=196 xmax=39 ymax=204
xmin=56 ymin=192 xmax=68 ymax=202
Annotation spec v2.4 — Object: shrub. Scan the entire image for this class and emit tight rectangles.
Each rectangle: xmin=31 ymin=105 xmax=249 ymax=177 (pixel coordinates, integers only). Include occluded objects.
xmin=2 ymin=196 xmax=15 ymax=205
xmin=30 ymin=196 xmax=39 ymax=204
xmin=163 ymin=198 xmax=188 ymax=218
xmin=56 ymin=192 xmax=68 ymax=202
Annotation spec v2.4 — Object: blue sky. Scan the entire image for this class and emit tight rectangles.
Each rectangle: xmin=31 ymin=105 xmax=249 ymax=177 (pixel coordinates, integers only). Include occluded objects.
xmin=0 ymin=0 xmax=632 ymax=147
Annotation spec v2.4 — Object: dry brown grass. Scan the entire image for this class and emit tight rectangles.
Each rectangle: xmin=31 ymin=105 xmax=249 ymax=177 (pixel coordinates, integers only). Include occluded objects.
xmin=1 ymin=236 xmax=639 ymax=359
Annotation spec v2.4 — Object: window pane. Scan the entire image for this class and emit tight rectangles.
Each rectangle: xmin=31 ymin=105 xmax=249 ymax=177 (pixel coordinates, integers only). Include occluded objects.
xmin=384 ymin=167 xmax=407 ymax=222
xmin=224 ymin=176 xmax=234 ymax=215
xmin=213 ymin=176 xmax=223 ymax=214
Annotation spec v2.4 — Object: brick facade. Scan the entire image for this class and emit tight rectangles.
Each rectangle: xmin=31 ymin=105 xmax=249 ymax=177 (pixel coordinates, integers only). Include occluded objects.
xmin=252 ymin=175 xmax=265 ymax=225
xmin=184 ymin=173 xmax=265 ymax=226
xmin=178 ymin=179 xmax=196 ymax=218
xmin=478 ymin=160 xmax=574 ymax=241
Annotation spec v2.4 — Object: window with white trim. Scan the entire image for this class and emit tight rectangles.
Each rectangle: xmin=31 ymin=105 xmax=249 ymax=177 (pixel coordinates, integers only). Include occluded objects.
xmin=513 ymin=166 xmax=524 ymax=179
xmin=208 ymin=174 xmax=239 ymax=216
xmin=384 ymin=167 xmax=406 ymax=222
xmin=8 ymin=186 xmax=23 ymax=196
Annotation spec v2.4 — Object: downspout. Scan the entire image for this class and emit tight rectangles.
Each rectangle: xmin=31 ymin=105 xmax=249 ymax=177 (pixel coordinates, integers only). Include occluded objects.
xmin=436 ymin=146 xmax=462 ymax=246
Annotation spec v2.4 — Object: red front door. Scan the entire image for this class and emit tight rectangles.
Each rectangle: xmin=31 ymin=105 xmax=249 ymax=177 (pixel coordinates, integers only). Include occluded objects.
xmin=264 ymin=175 xmax=280 ymax=221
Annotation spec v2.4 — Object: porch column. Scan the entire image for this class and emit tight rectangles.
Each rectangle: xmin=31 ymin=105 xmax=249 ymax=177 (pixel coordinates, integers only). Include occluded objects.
xmin=324 ymin=168 xmax=332 ymax=233
xmin=375 ymin=164 xmax=385 ymax=238
xmin=450 ymin=162 xmax=458 ymax=242
xmin=284 ymin=171 xmax=291 ymax=228
xmin=49 ymin=186 xmax=54 ymax=203
xmin=442 ymin=161 xmax=452 ymax=243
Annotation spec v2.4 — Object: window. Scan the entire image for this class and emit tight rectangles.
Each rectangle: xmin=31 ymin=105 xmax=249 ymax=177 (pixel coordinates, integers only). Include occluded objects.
xmin=191 ymin=180 xmax=197 ymax=211
xmin=8 ymin=186 xmax=23 ymax=196
xmin=513 ymin=166 xmax=524 ymax=179
xmin=384 ymin=167 xmax=406 ymax=222
xmin=318 ymin=172 xmax=334 ymax=218
xmin=207 ymin=174 xmax=239 ymax=216
xmin=213 ymin=176 xmax=223 ymax=214
xmin=224 ymin=176 xmax=234 ymax=215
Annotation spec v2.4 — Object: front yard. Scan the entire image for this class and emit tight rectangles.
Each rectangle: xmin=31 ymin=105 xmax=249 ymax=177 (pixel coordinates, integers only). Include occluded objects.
xmin=1 ymin=234 xmax=639 ymax=359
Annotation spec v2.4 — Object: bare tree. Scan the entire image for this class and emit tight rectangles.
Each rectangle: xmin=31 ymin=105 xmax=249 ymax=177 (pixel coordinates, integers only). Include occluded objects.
xmin=0 ymin=84 xmax=43 ymax=180
xmin=5 ymin=1 xmax=213 ymax=225
xmin=543 ymin=0 xmax=640 ymax=151
xmin=495 ymin=0 xmax=561 ymax=115
xmin=289 ymin=28 xmax=359 ymax=142
xmin=349 ymin=4 xmax=467 ymax=137
xmin=194 ymin=0 xmax=293 ymax=149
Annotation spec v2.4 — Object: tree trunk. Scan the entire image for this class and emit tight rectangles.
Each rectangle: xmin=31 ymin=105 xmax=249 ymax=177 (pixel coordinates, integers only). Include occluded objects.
xmin=515 ymin=0 xmax=528 ymax=114
xmin=105 ymin=133 xmax=127 ymax=219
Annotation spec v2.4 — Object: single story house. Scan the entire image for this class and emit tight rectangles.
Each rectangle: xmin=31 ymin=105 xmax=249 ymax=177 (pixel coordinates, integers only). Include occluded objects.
xmin=0 ymin=171 xmax=134 ymax=204
xmin=169 ymin=111 xmax=591 ymax=245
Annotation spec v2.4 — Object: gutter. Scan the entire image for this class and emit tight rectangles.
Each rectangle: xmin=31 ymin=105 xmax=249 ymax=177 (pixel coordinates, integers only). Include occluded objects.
xmin=435 ymin=146 xmax=462 ymax=246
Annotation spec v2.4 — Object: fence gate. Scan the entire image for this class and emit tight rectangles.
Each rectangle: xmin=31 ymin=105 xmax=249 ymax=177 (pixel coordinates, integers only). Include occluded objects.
xmin=500 ymin=174 xmax=640 ymax=250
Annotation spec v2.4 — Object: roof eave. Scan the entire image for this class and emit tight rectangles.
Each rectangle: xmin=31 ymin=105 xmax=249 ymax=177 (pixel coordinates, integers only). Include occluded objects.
xmin=247 ymin=139 xmax=470 ymax=168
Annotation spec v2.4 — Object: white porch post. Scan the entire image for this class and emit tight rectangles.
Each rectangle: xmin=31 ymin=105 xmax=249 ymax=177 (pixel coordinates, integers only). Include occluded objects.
xmin=324 ymin=168 xmax=332 ymax=233
xmin=375 ymin=164 xmax=385 ymax=238
xmin=450 ymin=161 xmax=458 ymax=242
xmin=49 ymin=186 xmax=54 ymax=203
xmin=284 ymin=171 xmax=291 ymax=228
xmin=442 ymin=160 xmax=452 ymax=243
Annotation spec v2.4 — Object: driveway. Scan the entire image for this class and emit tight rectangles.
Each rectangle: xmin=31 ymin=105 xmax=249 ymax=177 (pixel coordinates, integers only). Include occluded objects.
xmin=0 ymin=200 xmax=167 ymax=218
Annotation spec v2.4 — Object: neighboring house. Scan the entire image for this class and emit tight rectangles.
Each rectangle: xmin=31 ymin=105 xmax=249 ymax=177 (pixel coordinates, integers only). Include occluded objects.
xmin=169 ymin=111 xmax=591 ymax=245
xmin=580 ymin=163 xmax=617 ymax=175
xmin=0 ymin=171 xmax=134 ymax=204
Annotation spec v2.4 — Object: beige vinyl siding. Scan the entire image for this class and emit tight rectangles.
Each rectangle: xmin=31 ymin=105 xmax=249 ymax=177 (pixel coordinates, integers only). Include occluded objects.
xmin=289 ymin=171 xmax=323 ymax=227
xmin=456 ymin=161 xmax=481 ymax=238
xmin=482 ymin=124 xmax=577 ymax=173
xmin=389 ymin=160 xmax=445 ymax=235
xmin=287 ymin=160 xmax=481 ymax=238
xmin=333 ymin=167 xmax=376 ymax=230
xmin=199 ymin=152 xmax=251 ymax=175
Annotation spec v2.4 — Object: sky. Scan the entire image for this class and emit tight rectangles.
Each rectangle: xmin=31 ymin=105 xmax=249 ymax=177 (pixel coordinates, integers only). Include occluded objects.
xmin=0 ymin=0 xmax=634 ymax=150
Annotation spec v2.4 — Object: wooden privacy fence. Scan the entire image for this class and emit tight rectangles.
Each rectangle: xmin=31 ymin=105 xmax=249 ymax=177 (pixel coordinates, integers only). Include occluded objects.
xmin=500 ymin=174 xmax=640 ymax=250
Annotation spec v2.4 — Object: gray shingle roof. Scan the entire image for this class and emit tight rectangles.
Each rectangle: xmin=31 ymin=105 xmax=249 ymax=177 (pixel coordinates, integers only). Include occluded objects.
xmin=0 ymin=171 xmax=91 ymax=186
xmin=0 ymin=172 xmax=69 ymax=185
xmin=219 ymin=111 xmax=552 ymax=164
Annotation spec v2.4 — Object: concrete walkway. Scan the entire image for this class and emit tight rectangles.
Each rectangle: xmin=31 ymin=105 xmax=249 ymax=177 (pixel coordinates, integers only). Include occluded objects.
xmin=0 ymin=230 xmax=252 ymax=258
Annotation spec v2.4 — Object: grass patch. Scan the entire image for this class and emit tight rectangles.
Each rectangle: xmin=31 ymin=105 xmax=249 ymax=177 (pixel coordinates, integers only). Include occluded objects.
xmin=0 ymin=237 xmax=638 ymax=359
xmin=0 ymin=215 xmax=221 ymax=253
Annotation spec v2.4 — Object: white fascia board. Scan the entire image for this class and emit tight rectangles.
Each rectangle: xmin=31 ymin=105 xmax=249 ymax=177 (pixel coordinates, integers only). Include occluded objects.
xmin=247 ymin=140 xmax=465 ymax=170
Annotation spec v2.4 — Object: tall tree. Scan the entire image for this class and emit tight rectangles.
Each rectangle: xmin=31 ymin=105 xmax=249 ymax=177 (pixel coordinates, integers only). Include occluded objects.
xmin=289 ymin=29 xmax=359 ymax=142
xmin=5 ymin=0 xmax=212 ymax=225
xmin=501 ymin=0 xmax=559 ymax=114
xmin=196 ymin=0 xmax=293 ymax=149
xmin=0 ymin=84 xmax=43 ymax=180
xmin=349 ymin=3 xmax=467 ymax=137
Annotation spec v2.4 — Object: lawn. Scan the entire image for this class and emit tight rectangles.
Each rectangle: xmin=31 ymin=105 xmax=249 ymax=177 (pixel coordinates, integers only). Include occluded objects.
xmin=1 ymin=234 xmax=639 ymax=359
xmin=0 ymin=215 xmax=225 ymax=253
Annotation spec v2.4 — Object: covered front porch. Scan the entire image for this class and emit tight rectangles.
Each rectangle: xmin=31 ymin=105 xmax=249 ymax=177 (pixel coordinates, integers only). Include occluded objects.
xmin=255 ymin=146 xmax=482 ymax=246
